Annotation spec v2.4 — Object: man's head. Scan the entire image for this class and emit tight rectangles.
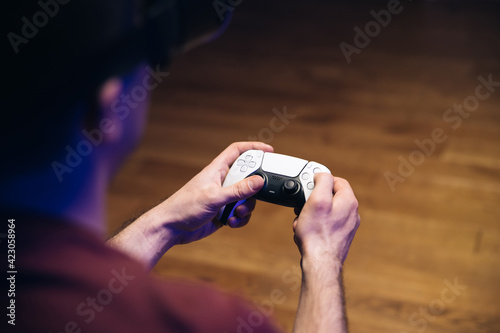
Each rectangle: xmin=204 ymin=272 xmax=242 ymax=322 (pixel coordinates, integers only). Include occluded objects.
xmin=3 ymin=0 xmax=231 ymax=182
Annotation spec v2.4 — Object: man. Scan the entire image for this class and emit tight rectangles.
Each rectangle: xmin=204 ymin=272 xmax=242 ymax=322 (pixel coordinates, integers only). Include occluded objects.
xmin=2 ymin=1 xmax=360 ymax=332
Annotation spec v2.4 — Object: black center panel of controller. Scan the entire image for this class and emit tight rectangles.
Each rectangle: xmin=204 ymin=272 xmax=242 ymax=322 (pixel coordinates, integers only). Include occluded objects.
xmin=247 ymin=169 xmax=306 ymax=208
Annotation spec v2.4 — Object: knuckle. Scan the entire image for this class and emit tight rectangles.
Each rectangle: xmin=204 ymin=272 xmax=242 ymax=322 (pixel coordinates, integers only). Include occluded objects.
xmin=324 ymin=173 xmax=335 ymax=180
xmin=349 ymin=196 xmax=359 ymax=212
xmin=316 ymin=172 xmax=333 ymax=182
xmin=335 ymin=176 xmax=349 ymax=187
xmin=229 ymin=142 xmax=243 ymax=151
xmin=232 ymin=182 xmax=246 ymax=199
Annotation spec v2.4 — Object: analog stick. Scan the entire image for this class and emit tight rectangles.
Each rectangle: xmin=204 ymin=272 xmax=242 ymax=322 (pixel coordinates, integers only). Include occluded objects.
xmin=283 ymin=180 xmax=299 ymax=194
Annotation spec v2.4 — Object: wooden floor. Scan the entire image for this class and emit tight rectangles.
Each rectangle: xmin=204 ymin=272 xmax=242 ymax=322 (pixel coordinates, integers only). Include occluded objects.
xmin=107 ymin=1 xmax=500 ymax=332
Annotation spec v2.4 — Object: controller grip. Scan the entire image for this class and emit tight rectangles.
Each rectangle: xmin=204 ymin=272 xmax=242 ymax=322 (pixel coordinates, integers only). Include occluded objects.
xmin=219 ymin=199 xmax=246 ymax=224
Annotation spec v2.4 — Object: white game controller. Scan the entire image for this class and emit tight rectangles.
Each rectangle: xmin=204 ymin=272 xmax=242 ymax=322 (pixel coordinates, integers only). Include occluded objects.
xmin=218 ymin=149 xmax=331 ymax=224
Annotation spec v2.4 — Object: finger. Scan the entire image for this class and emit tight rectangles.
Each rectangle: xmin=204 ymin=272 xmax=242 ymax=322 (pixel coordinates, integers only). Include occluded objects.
xmin=297 ymin=173 xmax=334 ymax=216
xmin=331 ymin=177 xmax=358 ymax=209
xmin=212 ymin=218 xmax=225 ymax=230
xmin=218 ymin=175 xmax=265 ymax=206
xmin=292 ymin=216 xmax=299 ymax=232
xmin=234 ymin=198 xmax=257 ymax=218
xmin=227 ymin=214 xmax=251 ymax=228
xmin=213 ymin=142 xmax=274 ymax=170
xmin=332 ymin=177 xmax=355 ymax=196
xmin=294 ymin=207 xmax=301 ymax=216
xmin=304 ymin=173 xmax=334 ymax=207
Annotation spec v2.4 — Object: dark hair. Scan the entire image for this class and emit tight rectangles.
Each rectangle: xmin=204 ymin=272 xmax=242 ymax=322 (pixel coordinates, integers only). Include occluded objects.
xmin=2 ymin=0 xmax=145 ymax=174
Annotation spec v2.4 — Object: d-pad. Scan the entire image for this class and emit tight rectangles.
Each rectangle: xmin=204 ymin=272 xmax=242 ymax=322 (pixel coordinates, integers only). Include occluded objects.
xmin=236 ymin=154 xmax=257 ymax=172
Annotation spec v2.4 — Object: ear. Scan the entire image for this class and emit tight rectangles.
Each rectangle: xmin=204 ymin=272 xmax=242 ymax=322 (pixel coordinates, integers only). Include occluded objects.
xmin=86 ymin=78 xmax=124 ymax=143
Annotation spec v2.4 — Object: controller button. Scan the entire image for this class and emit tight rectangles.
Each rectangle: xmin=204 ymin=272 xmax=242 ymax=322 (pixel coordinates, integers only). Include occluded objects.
xmin=313 ymin=167 xmax=322 ymax=174
xmin=253 ymin=172 xmax=265 ymax=180
xmin=307 ymin=182 xmax=314 ymax=190
xmin=301 ymin=172 xmax=310 ymax=180
xmin=284 ymin=180 xmax=298 ymax=194
xmin=237 ymin=155 xmax=258 ymax=172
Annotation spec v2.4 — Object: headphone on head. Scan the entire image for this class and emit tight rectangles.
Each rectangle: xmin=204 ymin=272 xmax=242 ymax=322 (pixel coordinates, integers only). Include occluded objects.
xmin=5 ymin=0 xmax=233 ymax=112
xmin=116 ymin=0 xmax=232 ymax=72
xmin=78 ymin=0 xmax=234 ymax=104
xmin=2 ymin=0 xmax=234 ymax=175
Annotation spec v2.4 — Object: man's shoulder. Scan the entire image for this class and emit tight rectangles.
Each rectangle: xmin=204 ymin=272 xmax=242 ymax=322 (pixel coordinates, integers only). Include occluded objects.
xmin=15 ymin=217 xmax=282 ymax=333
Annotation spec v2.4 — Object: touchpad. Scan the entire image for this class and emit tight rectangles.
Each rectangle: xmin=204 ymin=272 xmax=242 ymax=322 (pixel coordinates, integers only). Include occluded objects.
xmin=261 ymin=153 xmax=307 ymax=177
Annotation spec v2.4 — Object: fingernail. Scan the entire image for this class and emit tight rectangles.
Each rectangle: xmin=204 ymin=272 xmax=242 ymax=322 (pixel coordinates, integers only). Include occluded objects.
xmin=248 ymin=179 xmax=255 ymax=191
xmin=249 ymin=176 xmax=264 ymax=191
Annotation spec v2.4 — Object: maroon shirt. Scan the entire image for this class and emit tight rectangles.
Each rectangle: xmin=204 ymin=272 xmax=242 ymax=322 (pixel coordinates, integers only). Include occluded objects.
xmin=10 ymin=217 xmax=282 ymax=333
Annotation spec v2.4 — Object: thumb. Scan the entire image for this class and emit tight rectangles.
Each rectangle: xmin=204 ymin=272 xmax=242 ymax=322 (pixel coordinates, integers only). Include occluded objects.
xmin=219 ymin=175 xmax=265 ymax=205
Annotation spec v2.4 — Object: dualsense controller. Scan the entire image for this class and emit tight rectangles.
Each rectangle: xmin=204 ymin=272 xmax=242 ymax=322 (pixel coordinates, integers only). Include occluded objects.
xmin=218 ymin=150 xmax=331 ymax=224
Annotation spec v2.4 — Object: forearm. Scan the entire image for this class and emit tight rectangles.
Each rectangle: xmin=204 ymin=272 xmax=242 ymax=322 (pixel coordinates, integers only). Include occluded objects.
xmin=107 ymin=208 xmax=178 ymax=269
xmin=293 ymin=257 xmax=347 ymax=333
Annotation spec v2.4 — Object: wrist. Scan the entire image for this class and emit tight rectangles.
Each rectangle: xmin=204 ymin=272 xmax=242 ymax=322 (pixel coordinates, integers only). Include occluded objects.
xmin=300 ymin=252 xmax=343 ymax=278
xmin=138 ymin=205 xmax=182 ymax=250
xmin=294 ymin=253 xmax=347 ymax=333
